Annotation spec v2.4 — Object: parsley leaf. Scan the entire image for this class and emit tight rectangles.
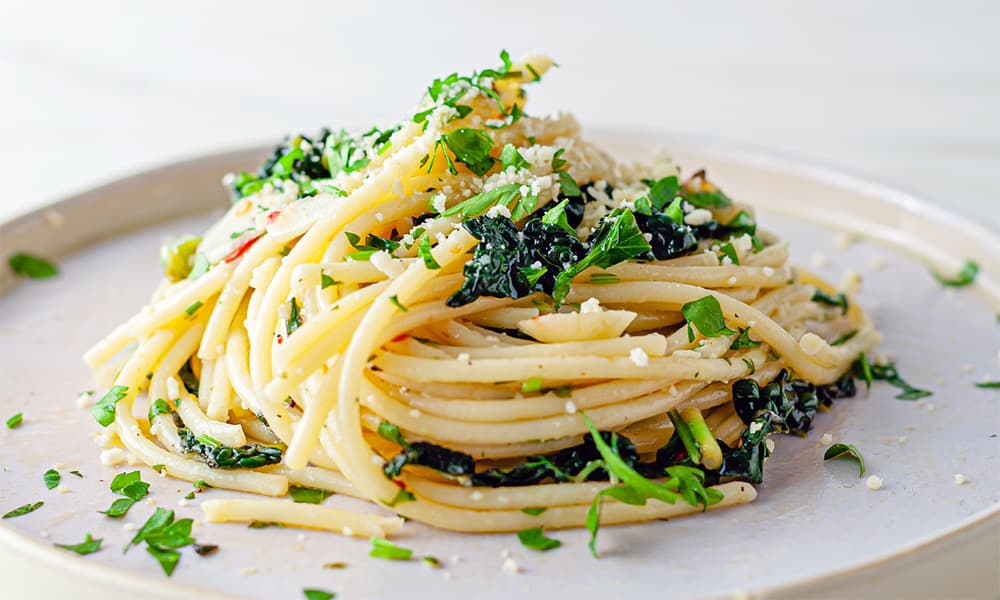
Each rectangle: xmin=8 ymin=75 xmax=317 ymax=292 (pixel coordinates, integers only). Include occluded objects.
xmin=288 ymin=486 xmax=333 ymax=504
xmin=729 ymin=327 xmax=762 ymax=350
xmin=521 ymin=507 xmax=547 ymax=516
xmin=552 ymin=209 xmax=651 ymax=306
xmin=851 ymin=357 xmax=931 ymax=400
xmin=101 ymin=471 xmax=150 ymax=518
xmin=369 ymin=537 xmax=413 ymax=560
xmin=516 ymin=527 xmax=562 ymax=551
xmin=823 ymin=443 xmax=866 ymax=477
xmin=974 ymin=381 xmax=1000 ymax=389
xmin=43 ymin=469 xmax=60 ymax=490
xmin=321 ymin=273 xmax=340 ymax=289
xmin=388 ymin=295 xmax=408 ymax=312
xmin=3 ymin=501 xmax=43 ymax=519
xmin=682 ymin=296 xmax=735 ymax=341
xmin=385 ymin=488 xmax=416 ymax=507
xmin=417 ymin=235 xmax=440 ymax=270
xmin=90 ymin=385 xmax=129 ymax=427
xmin=931 ymin=260 xmax=979 ymax=287
xmin=500 ymin=144 xmax=531 ymax=170
xmin=8 ymin=253 xmax=58 ymax=278
xmin=55 ymin=533 xmax=102 ymax=555
xmin=303 ymin=590 xmax=336 ymax=600
xmin=6 ymin=412 xmax=23 ymax=429
xmin=439 ymin=128 xmax=495 ymax=176
xmin=442 ymin=183 xmax=521 ymax=218
xmin=377 ymin=421 xmax=408 ymax=447
xmin=812 ymin=290 xmax=849 ymax=314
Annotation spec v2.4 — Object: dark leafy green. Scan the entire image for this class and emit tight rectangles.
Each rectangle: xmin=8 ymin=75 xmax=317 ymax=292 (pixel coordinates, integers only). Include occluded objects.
xmin=851 ymin=357 xmax=931 ymax=400
xmin=175 ymin=414 xmax=282 ymax=469
xmin=682 ymin=295 xmax=735 ymax=341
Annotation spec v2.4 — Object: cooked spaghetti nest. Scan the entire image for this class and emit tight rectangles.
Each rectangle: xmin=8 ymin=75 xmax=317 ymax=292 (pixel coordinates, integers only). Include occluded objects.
xmin=83 ymin=52 xmax=879 ymax=544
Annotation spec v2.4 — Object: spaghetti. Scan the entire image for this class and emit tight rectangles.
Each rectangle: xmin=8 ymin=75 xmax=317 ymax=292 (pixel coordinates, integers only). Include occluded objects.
xmin=83 ymin=52 xmax=879 ymax=550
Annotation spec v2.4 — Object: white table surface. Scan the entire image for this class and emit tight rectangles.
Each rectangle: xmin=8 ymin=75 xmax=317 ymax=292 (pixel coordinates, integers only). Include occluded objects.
xmin=2 ymin=2 xmax=998 ymax=599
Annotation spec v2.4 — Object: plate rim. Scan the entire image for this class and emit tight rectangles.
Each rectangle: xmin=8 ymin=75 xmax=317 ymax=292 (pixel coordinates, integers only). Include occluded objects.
xmin=1 ymin=139 xmax=997 ymax=599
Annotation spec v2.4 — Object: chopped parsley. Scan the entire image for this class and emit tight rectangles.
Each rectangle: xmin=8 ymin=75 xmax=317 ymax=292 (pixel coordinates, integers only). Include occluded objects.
xmin=90 ymin=385 xmax=129 ymax=427
xmin=2 ymin=501 xmax=43 ymax=519
xmin=812 ymin=290 xmax=849 ymax=314
xmin=830 ymin=330 xmax=858 ymax=346
xmin=54 ymin=533 xmax=102 ymax=555
xmin=8 ymin=252 xmax=58 ymax=279
xmin=851 ymin=356 xmax=931 ymax=400
xmin=369 ymin=537 xmax=413 ymax=560
xmin=588 ymin=272 xmax=620 ymax=285
xmin=522 ymin=507 xmax=547 ymax=516
xmin=286 ymin=298 xmax=303 ymax=335
xmin=377 ymin=421 xmax=408 ymax=447
xmin=303 ymin=590 xmax=336 ymax=600
xmin=100 ymin=470 xmax=150 ymax=518
xmin=516 ymin=527 xmax=562 ymax=551
xmin=43 ymin=469 xmax=60 ymax=490
xmin=682 ymin=295 xmax=735 ymax=342
xmin=931 ymin=259 xmax=979 ymax=287
xmin=184 ymin=300 xmax=203 ymax=316
xmin=417 ymin=235 xmax=440 ymax=270
xmin=521 ymin=377 xmax=543 ymax=394
xmin=729 ymin=328 xmax=761 ymax=350
xmin=435 ymin=128 xmax=496 ymax=176
xmin=974 ymin=381 xmax=1000 ymax=389
xmin=388 ymin=295 xmax=408 ymax=312
xmin=288 ymin=486 xmax=333 ymax=504
xmin=500 ymin=143 xmax=531 ymax=171
xmin=127 ymin=507 xmax=202 ymax=576
xmin=321 ymin=273 xmax=340 ymax=289
xmin=823 ymin=443 xmax=866 ymax=477
xmin=6 ymin=412 xmax=23 ymax=429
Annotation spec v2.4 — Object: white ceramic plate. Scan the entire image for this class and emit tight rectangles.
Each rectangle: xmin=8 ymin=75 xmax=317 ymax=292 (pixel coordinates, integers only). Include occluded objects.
xmin=1 ymin=137 xmax=998 ymax=600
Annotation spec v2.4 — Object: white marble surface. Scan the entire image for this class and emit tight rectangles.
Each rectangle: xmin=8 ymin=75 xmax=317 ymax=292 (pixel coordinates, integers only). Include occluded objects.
xmin=2 ymin=0 xmax=999 ymax=230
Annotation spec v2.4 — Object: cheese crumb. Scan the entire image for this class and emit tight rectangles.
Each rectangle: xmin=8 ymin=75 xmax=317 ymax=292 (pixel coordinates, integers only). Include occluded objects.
xmin=727 ymin=276 xmax=738 ymax=286
xmin=100 ymin=448 xmax=126 ymax=466
xmin=838 ymin=270 xmax=862 ymax=296
xmin=341 ymin=526 xmax=354 ymax=536
xmin=240 ymin=567 xmax=258 ymax=576
xmin=485 ymin=203 xmax=512 ymax=219
xmin=502 ymin=558 xmax=521 ymax=573
xmin=471 ymin=491 xmax=484 ymax=501
xmin=898 ymin=436 xmax=908 ymax=444
xmin=122 ymin=522 xmax=136 ymax=532
xmin=43 ymin=209 xmax=66 ymax=228
xmin=820 ymin=433 xmax=833 ymax=446
xmin=684 ymin=208 xmax=713 ymax=226
xmin=76 ymin=391 xmax=95 ymax=408
xmin=954 ymin=474 xmax=969 ymax=485
xmin=457 ymin=352 xmax=471 ymax=363
xmin=762 ymin=266 xmax=775 ymax=277
xmin=564 ymin=400 xmax=577 ymax=414
xmin=834 ymin=231 xmax=857 ymax=249
xmin=56 ymin=484 xmax=70 ymax=494
xmin=866 ymin=475 xmax=883 ymax=490
xmin=579 ymin=297 xmax=602 ymax=314
xmin=810 ymin=253 xmax=828 ymax=268
xmin=431 ymin=194 xmax=447 ymax=213
xmin=749 ymin=422 xmax=764 ymax=435
xmin=960 ymin=364 xmax=975 ymax=373
xmin=629 ymin=347 xmax=650 ymax=367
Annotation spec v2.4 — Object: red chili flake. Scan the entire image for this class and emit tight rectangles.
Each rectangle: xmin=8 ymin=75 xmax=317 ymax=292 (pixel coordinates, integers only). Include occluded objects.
xmin=392 ymin=480 xmax=407 ymax=490
xmin=266 ymin=210 xmax=282 ymax=224
xmin=224 ymin=234 xmax=263 ymax=263
xmin=390 ymin=333 xmax=409 ymax=343
xmin=276 ymin=335 xmax=284 ymax=345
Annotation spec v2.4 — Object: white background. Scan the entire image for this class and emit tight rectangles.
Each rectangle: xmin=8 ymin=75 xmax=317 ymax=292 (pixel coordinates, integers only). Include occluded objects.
xmin=2 ymin=0 xmax=998 ymax=228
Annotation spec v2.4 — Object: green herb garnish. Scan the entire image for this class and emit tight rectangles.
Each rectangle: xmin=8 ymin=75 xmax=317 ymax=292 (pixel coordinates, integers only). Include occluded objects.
xmin=729 ymin=328 xmax=761 ymax=350
xmin=6 ymin=412 xmax=23 ymax=429
xmin=8 ymin=253 xmax=58 ymax=279
xmin=369 ymin=537 xmax=413 ymax=560
xmin=100 ymin=470 xmax=150 ymax=518
xmin=823 ymin=443 xmax=866 ymax=477
xmin=521 ymin=507 xmax=547 ymax=516
xmin=2 ymin=501 xmax=43 ymax=519
xmin=288 ymin=486 xmax=333 ymax=504
xmin=851 ymin=356 xmax=931 ymax=400
xmin=682 ymin=295 xmax=735 ymax=342
xmin=43 ymin=469 xmax=60 ymax=490
xmin=931 ymin=260 xmax=979 ymax=287
xmin=417 ymin=235 xmax=440 ymax=270
xmin=812 ymin=290 xmax=849 ymax=314
xmin=303 ymin=590 xmax=335 ymax=600
xmin=90 ymin=385 xmax=128 ymax=427
xmin=516 ymin=527 xmax=561 ymax=551
xmin=974 ymin=381 xmax=1000 ymax=389
xmin=388 ymin=295 xmax=408 ymax=312
xmin=55 ymin=533 xmax=102 ymax=555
